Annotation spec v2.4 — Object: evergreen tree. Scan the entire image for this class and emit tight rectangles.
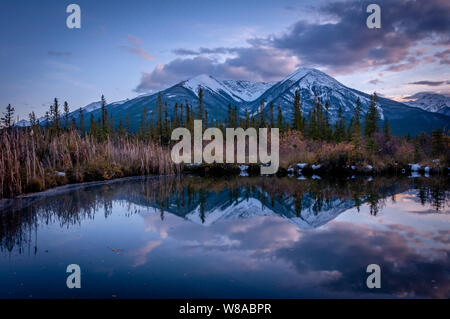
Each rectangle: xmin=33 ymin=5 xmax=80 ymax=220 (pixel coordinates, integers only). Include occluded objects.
xmin=28 ymin=111 xmax=37 ymax=127
xmin=383 ymin=117 xmax=391 ymax=141
xmin=89 ymin=114 xmax=97 ymax=137
xmin=138 ymin=107 xmax=149 ymax=141
xmin=349 ymin=98 xmax=363 ymax=146
xmin=50 ymin=98 xmax=61 ymax=133
xmin=431 ymin=128 xmax=444 ymax=156
xmin=292 ymin=90 xmax=303 ymax=131
xmin=244 ymin=108 xmax=250 ymax=129
xmin=78 ymin=108 xmax=85 ymax=136
xmin=364 ymin=93 xmax=380 ymax=153
xmin=269 ymin=101 xmax=274 ymax=128
xmin=364 ymin=93 xmax=379 ymax=138
xmin=334 ymin=106 xmax=346 ymax=142
xmin=1 ymin=104 xmax=15 ymax=128
xmin=117 ymin=119 xmax=125 ymax=136
xmin=197 ymin=87 xmax=204 ymax=121
xmin=63 ymin=101 xmax=70 ymax=129
xmin=233 ymin=105 xmax=238 ymax=127
xmin=100 ymin=95 xmax=109 ymax=139
xmin=125 ymin=114 xmax=131 ymax=136
xmin=156 ymin=92 xmax=163 ymax=140
xmin=324 ymin=101 xmax=332 ymax=140
xmin=276 ymin=105 xmax=284 ymax=132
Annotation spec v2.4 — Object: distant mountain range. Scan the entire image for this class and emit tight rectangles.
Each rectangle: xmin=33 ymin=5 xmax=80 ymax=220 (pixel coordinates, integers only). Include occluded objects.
xmin=403 ymin=92 xmax=450 ymax=116
xmin=20 ymin=68 xmax=450 ymax=135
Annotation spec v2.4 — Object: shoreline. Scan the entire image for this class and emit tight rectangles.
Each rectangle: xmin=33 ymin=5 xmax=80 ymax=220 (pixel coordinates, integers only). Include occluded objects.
xmin=0 ymin=174 xmax=175 ymax=213
xmin=1 ymin=163 xmax=448 ymax=212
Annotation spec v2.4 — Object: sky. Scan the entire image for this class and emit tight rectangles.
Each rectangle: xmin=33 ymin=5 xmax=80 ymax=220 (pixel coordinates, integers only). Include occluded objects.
xmin=0 ymin=0 xmax=449 ymax=120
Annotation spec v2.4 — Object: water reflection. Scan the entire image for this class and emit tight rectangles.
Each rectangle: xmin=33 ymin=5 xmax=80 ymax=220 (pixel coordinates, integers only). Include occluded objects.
xmin=0 ymin=176 xmax=448 ymax=298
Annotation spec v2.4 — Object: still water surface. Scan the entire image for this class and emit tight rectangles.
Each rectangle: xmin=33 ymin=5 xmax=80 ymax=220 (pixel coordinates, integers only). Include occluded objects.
xmin=0 ymin=176 xmax=448 ymax=298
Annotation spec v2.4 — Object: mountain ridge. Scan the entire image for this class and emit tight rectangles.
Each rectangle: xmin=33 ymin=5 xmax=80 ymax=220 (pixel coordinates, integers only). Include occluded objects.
xmin=19 ymin=68 xmax=450 ymax=135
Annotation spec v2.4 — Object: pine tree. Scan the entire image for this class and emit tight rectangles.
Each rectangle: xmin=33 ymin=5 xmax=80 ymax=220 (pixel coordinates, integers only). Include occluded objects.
xmin=125 ymin=114 xmax=131 ymax=136
xmin=276 ymin=105 xmax=284 ymax=132
xmin=364 ymin=93 xmax=380 ymax=153
xmin=28 ymin=111 xmax=38 ymax=131
xmin=244 ymin=108 xmax=250 ymax=129
xmin=349 ymin=98 xmax=362 ymax=146
xmin=269 ymin=101 xmax=274 ymax=128
xmin=233 ymin=105 xmax=238 ymax=127
xmin=1 ymin=104 xmax=15 ymax=128
xmin=334 ymin=106 xmax=346 ymax=142
xmin=117 ymin=119 xmax=125 ymax=136
xmin=138 ymin=107 xmax=149 ymax=141
xmin=163 ymin=102 xmax=169 ymax=143
xmin=383 ymin=117 xmax=391 ymax=141
xmin=63 ymin=101 xmax=70 ymax=129
xmin=292 ymin=90 xmax=303 ymax=131
xmin=156 ymin=92 xmax=163 ymax=140
xmin=431 ymin=128 xmax=444 ymax=156
xmin=364 ymin=93 xmax=379 ymax=138
xmin=324 ymin=101 xmax=332 ymax=140
xmin=197 ymin=87 xmax=204 ymax=121
xmin=89 ymin=114 xmax=97 ymax=137
xmin=44 ymin=111 xmax=50 ymax=130
xmin=50 ymin=98 xmax=61 ymax=133
xmin=100 ymin=95 xmax=109 ymax=139
xmin=78 ymin=108 xmax=85 ymax=136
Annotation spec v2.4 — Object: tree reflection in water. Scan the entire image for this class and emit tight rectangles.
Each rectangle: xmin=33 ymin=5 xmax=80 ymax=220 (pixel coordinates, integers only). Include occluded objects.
xmin=0 ymin=175 xmax=448 ymax=254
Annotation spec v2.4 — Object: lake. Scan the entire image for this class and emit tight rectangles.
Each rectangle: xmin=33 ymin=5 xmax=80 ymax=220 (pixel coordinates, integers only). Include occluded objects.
xmin=0 ymin=175 xmax=448 ymax=298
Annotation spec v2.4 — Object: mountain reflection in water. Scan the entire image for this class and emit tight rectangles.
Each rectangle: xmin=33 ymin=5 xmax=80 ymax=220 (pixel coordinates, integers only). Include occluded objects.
xmin=0 ymin=176 xmax=448 ymax=298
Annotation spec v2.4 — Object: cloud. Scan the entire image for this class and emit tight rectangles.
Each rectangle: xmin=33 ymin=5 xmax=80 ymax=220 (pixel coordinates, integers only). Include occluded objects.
xmin=135 ymin=0 xmax=449 ymax=91
xmin=271 ymin=0 xmax=449 ymax=73
xmin=368 ymin=79 xmax=382 ymax=85
xmin=409 ymin=80 xmax=447 ymax=86
xmin=435 ymin=49 xmax=450 ymax=65
xmin=48 ymin=51 xmax=72 ymax=57
xmin=136 ymin=44 xmax=299 ymax=92
xmin=120 ymin=34 xmax=156 ymax=61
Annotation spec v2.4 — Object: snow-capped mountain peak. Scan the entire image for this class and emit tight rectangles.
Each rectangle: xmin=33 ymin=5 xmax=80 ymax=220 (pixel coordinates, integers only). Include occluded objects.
xmin=181 ymin=74 xmax=276 ymax=102
xmin=404 ymin=92 xmax=450 ymax=116
xmin=182 ymin=74 xmax=223 ymax=95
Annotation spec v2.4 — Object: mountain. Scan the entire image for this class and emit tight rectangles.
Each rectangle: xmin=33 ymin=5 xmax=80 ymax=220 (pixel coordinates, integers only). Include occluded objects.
xmin=20 ymin=68 xmax=449 ymax=135
xmin=403 ymin=92 xmax=450 ymax=116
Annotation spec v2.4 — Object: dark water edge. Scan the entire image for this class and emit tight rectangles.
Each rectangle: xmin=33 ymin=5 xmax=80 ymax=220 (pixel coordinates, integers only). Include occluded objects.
xmin=0 ymin=175 xmax=448 ymax=299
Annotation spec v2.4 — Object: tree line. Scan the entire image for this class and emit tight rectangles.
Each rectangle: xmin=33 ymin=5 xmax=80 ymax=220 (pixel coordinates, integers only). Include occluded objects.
xmin=1 ymin=88 xmax=447 ymax=156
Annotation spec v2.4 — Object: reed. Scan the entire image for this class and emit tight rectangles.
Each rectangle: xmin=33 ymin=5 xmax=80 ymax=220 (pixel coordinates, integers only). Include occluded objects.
xmin=0 ymin=128 xmax=180 ymax=198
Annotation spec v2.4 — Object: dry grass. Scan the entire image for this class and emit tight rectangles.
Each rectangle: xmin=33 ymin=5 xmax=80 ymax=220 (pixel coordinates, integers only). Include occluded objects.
xmin=0 ymin=129 xmax=180 ymax=198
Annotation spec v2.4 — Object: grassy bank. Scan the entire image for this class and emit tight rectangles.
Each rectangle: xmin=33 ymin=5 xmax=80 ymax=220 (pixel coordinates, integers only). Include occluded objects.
xmin=0 ymin=128 xmax=180 ymax=198
xmin=1 ymin=126 xmax=448 ymax=199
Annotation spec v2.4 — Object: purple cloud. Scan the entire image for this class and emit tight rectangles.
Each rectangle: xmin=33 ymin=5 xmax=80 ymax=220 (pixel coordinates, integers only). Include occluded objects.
xmin=120 ymin=34 xmax=156 ymax=61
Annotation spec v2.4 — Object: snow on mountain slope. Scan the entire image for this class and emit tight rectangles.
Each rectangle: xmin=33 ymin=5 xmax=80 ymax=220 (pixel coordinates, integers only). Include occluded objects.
xmin=185 ymin=195 xmax=350 ymax=230
xmin=253 ymin=67 xmax=384 ymax=121
xmin=221 ymin=79 xmax=276 ymax=102
xmin=182 ymin=74 xmax=276 ymax=102
xmin=404 ymin=92 xmax=450 ymax=115
xmin=186 ymin=197 xmax=278 ymax=226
